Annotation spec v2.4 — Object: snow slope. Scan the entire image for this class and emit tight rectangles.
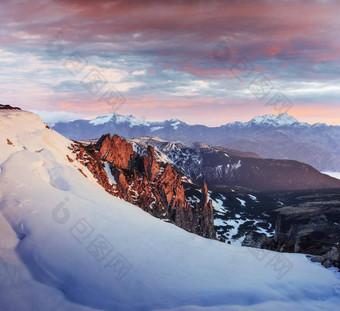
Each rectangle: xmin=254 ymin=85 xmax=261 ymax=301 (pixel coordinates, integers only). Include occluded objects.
xmin=323 ymin=171 xmax=340 ymax=180
xmin=1 ymin=110 xmax=340 ymax=311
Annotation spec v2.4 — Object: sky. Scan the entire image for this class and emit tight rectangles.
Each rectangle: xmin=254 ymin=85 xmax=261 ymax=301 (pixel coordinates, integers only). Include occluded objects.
xmin=1 ymin=0 xmax=340 ymax=126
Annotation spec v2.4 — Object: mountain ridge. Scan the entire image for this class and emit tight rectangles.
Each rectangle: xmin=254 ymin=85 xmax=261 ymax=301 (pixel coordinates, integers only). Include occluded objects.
xmin=128 ymin=136 xmax=340 ymax=192
xmin=52 ymin=111 xmax=340 ymax=172
xmin=55 ymin=111 xmax=327 ymax=129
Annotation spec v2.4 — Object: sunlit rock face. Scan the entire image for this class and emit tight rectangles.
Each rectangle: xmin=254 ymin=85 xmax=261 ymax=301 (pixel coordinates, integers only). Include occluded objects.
xmin=71 ymin=133 xmax=216 ymax=239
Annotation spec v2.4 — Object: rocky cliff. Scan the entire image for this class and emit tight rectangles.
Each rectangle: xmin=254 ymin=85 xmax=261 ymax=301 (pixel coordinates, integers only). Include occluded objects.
xmin=258 ymin=189 xmax=340 ymax=270
xmin=70 ymin=134 xmax=216 ymax=239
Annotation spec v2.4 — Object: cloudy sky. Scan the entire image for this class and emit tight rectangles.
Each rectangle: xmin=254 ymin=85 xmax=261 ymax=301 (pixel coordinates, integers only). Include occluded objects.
xmin=1 ymin=0 xmax=340 ymax=126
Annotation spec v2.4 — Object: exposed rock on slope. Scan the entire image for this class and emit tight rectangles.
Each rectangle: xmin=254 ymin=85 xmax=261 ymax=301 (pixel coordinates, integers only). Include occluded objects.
xmin=259 ymin=189 xmax=340 ymax=270
xmin=0 ymin=104 xmax=21 ymax=110
xmin=96 ymin=134 xmax=133 ymax=168
xmin=71 ymin=134 xmax=216 ymax=239
xmin=310 ymin=247 xmax=340 ymax=270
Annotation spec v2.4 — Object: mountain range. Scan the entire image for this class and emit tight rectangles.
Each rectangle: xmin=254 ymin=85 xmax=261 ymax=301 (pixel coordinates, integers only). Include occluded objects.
xmin=52 ymin=112 xmax=340 ymax=172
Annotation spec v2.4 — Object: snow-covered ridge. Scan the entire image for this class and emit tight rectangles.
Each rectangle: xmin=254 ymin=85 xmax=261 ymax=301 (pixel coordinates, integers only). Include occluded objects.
xmin=86 ymin=111 xmax=311 ymax=129
xmin=227 ymin=113 xmax=310 ymax=128
xmin=115 ymin=114 xmax=151 ymax=127
xmin=88 ymin=112 xmax=187 ymax=129
xmin=89 ymin=112 xmax=153 ymax=127
xmin=249 ymin=113 xmax=299 ymax=126
xmin=89 ymin=113 xmax=115 ymax=125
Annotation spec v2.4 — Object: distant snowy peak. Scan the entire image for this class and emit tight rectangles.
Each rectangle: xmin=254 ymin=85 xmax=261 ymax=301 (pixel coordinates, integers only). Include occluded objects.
xmin=89 ymin=113 xmax=115 ymax=125
xmin=222 ymin=113 xmax=309 ymax=128
xmin=89 ymin=113 xmax=152 ymax=127
xmin=248 ymin=113 xmax=303 ymax=127
xmin=88 ymin=113 xmax=186 ymax=130
xmin=169 ymin=119 xmax=182 ymax=130
xmin=114 ymin=114 xmax=152 ymax=127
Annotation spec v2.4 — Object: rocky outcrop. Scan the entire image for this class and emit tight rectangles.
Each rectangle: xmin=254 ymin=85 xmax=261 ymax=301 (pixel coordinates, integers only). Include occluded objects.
xmin=260 ymin=196 xmax=340 ymax=271
xmin=96 ymin=134 xmax=133 ymax=168
xmin=195 ymin=182 xmax=215 ymax=239
xmin=310 ymin=247 xmax=340 ymax=269
xmin=70 ymin=134 xmax=216 ymax=239
xmin=242 ymin=232 xmax=267 ymax=248
xmin=0 ymin=104 xmax=21 ymax=110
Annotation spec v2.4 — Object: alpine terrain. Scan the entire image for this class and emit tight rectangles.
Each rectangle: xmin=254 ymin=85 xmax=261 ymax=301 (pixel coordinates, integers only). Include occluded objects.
xmin=1 ymin=107 xmax=340 ymax=310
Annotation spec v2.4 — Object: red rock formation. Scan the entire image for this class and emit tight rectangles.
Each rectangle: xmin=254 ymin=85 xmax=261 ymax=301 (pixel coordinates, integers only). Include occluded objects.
xmin=96 ymin=134 xmax=133 ymax=169
xmin=145 ymin=146 xmax=160 ymax=181
xmin=70 ymin=134 xmax=216 ymax=239
xmin=194 ymin=182 xmax=215 ymax=239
